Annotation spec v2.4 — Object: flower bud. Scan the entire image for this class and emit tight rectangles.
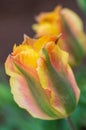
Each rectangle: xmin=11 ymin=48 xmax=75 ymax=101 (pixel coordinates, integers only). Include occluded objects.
xmin=33 ymin=6 xmax=86 ymax=66
xmin=5 ymin=35 xmax=80 ymax=120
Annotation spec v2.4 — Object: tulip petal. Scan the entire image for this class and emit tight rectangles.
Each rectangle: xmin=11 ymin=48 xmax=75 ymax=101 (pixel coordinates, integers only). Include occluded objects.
xmin=32 ymin=6 xmax=61 ymax=37
xmin=45 ymin=43 xmax=80 ymax=101
xmin=23 ymin=34 xmax=35 ymax=46
xmin=37 ymin=57 xmax=67 ymax=116
xmin=11 ymin=60 xmax=66 ymax=119
xmin=10 ymin=75 xmax=49 ymax=119
xmin=33 ymin=35 xmax=57 ymax=52
xmin=60 ymin=9 xmax=85 ymax=62
xmin=61 ymin=8 xmax=84 ymax=37
xmin=40 ymin=47 xmax=78 ymax=114
xmin=33 ymin=23 xmax=59 ymax=37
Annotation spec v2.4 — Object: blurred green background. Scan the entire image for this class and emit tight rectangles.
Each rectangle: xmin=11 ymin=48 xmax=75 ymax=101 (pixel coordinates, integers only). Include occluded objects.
xmin=0 ymin=0 xmax=86 ymax=130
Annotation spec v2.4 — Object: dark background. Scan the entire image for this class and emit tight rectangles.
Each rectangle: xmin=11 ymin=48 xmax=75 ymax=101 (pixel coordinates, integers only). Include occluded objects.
xmin=0 ymin=0 xmax=86 ymax=63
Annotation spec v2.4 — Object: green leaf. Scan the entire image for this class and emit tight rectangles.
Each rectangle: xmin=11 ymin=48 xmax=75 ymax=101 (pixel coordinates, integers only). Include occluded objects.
xmin=71 ymin=65 xmax=86 ymax=128
xmin=75 ymin=65 xmax=86 ymax=106
xmin=77 ymin=0 xmax=86 ymax=14
xmin=0 ymin=83 xmax=13 ymax=106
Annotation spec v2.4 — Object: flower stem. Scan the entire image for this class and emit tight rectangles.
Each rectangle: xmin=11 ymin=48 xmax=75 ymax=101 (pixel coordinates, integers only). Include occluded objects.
xmin=67 ymin=117 xmax=76 ymax=130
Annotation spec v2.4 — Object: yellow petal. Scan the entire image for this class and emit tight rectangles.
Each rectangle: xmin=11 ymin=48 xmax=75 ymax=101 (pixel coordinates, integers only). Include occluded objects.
xmin=12 ymin=44 xmax=38 ymax=68
xmin=35 ymin=6 xmax=61 ymax=23
xmin=22 ymin=34 xmax=35 ymax=46
xmin=33 ymin=23 xmax=60 ymax=37
xmin=33 ymin=6 xmax=61 ymax=37
xmin=33 ymin=35 xmax=57 ymax=52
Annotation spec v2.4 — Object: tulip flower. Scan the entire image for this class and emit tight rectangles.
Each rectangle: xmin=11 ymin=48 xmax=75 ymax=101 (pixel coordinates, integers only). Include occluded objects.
xmin=33 ymin=6 xmax=86 ymax=66
xmin=5 ymin=35 xmax=80 ymax=120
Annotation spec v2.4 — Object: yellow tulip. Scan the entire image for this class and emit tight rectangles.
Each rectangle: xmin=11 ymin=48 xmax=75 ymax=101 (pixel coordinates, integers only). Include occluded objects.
xmin=33 ymin=6 xmax=86 ymax=66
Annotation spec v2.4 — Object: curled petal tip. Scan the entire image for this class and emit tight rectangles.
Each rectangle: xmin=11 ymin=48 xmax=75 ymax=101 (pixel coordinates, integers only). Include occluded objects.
xmin=55 ymin=33 xmax=63 ymax=44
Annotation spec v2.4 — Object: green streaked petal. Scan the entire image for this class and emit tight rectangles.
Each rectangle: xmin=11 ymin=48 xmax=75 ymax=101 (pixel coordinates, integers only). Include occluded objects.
xmin=42 ymin=48 xmax=76 ymax=114
xmin=37 ymin=57 xmax=66 ymax=116
xmin=14 ymin=62 xmax=65 ymax=119
xmin=61 ymin=15 xmax=85 ymax=63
